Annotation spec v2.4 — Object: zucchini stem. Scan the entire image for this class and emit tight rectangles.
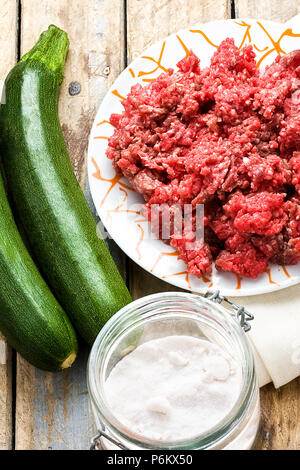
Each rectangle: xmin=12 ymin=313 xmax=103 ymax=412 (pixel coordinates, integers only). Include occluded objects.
xmin=61 ymin=352 xmax=77 ymax=370
xmin=20 ymin=25 xmax=69 ymax=83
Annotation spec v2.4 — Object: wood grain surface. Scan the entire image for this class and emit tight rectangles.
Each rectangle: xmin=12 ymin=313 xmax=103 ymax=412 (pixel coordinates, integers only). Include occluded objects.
xmin=127 ymin=0 xmax=229 ymax=60
xmin=0 ymin=337 xmax=12 ymax=450
xmin=235 ymin=0 xmax=300 ymax=22
xmin=254 ymin=379 xmax=300 ymax=450
xmin=0 ymin=0 xmax=299 ymax=450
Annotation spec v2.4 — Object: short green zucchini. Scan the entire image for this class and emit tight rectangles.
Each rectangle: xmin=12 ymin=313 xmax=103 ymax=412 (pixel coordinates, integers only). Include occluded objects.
xmin=0 ymin=170 xmax=77 ymax=371
xmin=0 ymin=25 xmax=132 ymax=345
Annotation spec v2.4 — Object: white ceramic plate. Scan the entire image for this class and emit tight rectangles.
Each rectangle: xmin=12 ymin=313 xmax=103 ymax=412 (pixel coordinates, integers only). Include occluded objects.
xmin=88 ymin=16 xmax=300 ymax=297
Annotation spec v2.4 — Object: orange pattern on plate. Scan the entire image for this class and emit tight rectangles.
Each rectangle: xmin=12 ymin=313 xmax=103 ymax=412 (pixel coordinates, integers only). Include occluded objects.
xmin=136 ymin=224 xmax=145 ymax=260
xmin=91 ymin=157 xmax=133 ymax=207
xmin=264 ymin=268 xmax=279 ymax=285
xmin=282 ymin=265 xmax=291 ymax=278
xmin=253 ymin=44 xmax=268 ymax=53
xmin=236 ymin=275 xmax=243 ymax=290
xmin=138 ymin=41 xmax=169 ymax=82
xmin=256 ymin=23 xmax=300 ymax=67
xmin=189 ymin=29 xmax=218 ymax=48
xmin=201 ymin=274 xmax=212 ymax=284
xmin=151 ymin=250 xmax=179 ymax=272
xmin=96 ymin=120 xmax=113 ymax=127
xmin=234 ymin=20 xmax=252 ymax=49
xmin=162 ymin=271 xmax=191 ymax=290
xmin=106 ymin=203 xmax=141 ymax=216
xmin=176 ymin=34 xmax=190 ymax=59
xmin=105 ymin=201 xmax=148 ymax=261
xmin=151 ymin=249 xmax=212 ymax=287
xmin=112 ymin=89 xmax=126 ymax=100
xmin=119 ymin=187 xmax=128 ymax=202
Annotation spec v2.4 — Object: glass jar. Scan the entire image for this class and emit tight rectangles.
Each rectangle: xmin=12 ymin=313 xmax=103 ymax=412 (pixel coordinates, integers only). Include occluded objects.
xmin=87 ymin=292 xmax=260 ymax=450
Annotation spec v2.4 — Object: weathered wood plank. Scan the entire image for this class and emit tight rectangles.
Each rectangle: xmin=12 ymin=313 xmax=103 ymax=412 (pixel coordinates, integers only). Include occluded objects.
xmin=0 ymin=335 xmax=12 ymax=450
xmin=0 ymin=0 xmax=18 ymax=451
xmin=127 ymin=0 xmax=229 ymax=60
xmin=20 ymin=0 xmax=126 ymax=189
xmin=235 ymin=0 xmax=300 ymax=22
xmin=234 ymin=0 xmax=300 ymax=450
xmin=254 ymin=378 xmax=300 ymax=450
xmin=0 ymin=0 xmax=18 ymax=80
xmin=126 ymin=0 xmax=229 ymax=300
xmin=16 ymin=347 xmax=96 ymax=450
xmin=15 ymin=0 xmax=126 ymax=450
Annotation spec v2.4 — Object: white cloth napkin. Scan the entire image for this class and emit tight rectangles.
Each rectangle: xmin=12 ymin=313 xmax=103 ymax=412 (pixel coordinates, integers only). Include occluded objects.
xmin=231 ymin=283 xmax=300 ymax=388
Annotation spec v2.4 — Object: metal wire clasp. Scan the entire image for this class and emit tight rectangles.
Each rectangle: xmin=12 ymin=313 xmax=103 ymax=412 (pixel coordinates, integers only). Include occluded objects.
xmin=90 ymin=429 xmax=129 ymax=450
xmin=204 ymin=290 xmax=254 ymax=332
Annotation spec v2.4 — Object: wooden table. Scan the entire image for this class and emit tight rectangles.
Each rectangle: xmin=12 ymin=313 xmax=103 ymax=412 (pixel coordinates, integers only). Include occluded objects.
xmin=0 ymin=0 xmax=299 ymax=450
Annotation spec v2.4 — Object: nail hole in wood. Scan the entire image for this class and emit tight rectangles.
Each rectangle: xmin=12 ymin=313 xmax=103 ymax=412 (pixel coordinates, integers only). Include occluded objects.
xmin=69 ymin=82 xmax=81 ymax=96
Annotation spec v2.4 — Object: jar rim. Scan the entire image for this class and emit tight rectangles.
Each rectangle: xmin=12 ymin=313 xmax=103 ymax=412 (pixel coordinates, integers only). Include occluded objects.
xmin=87 ymin=292 xmax=257 ymax=450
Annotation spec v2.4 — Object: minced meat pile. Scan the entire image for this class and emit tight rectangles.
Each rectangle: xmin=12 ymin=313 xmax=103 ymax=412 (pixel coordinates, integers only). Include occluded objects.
xmin=107 ymin=39 xmax=300 ymax=279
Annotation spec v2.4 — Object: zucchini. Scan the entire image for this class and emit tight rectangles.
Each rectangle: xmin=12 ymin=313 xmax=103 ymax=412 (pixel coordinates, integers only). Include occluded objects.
xmin=0 ymin=170 xmax=77 ymax=371
xmin=0 ymin=25 xmax=132 ymax=345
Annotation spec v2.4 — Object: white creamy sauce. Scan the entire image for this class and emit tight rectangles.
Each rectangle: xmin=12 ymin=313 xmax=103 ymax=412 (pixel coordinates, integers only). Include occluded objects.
xmin=105 ymin=335 xmax=242 ymax=442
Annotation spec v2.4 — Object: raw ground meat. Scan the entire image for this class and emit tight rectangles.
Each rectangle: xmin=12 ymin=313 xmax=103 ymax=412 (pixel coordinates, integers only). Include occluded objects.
xmin=107 ymin=39 xmax=300 ymax=279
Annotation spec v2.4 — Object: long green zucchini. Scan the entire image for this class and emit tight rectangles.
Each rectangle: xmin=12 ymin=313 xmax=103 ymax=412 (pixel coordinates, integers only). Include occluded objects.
xmin=0 ymin=170 xmax=77 ymax=371
xmin=0 ymin=25 xmax=132 ymax=345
